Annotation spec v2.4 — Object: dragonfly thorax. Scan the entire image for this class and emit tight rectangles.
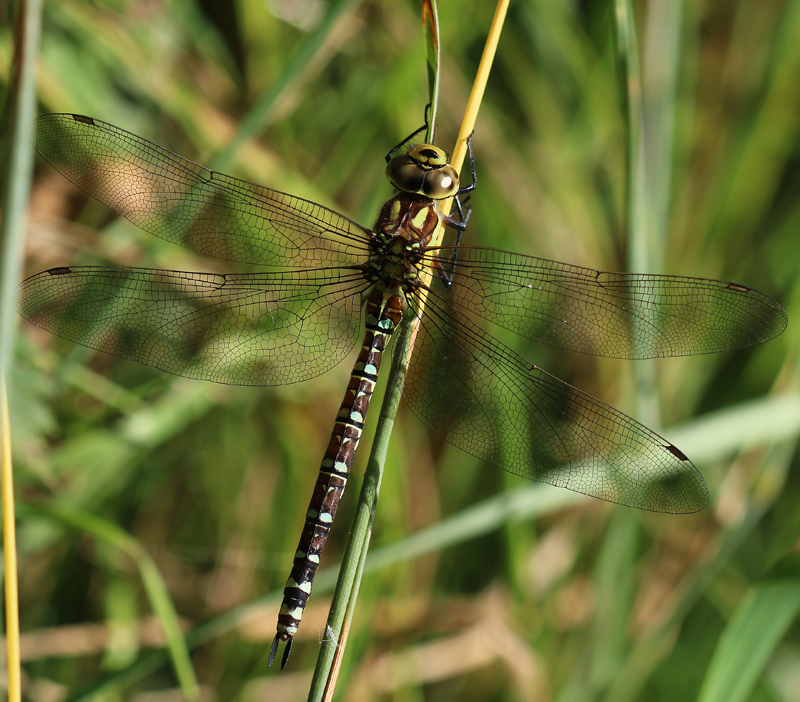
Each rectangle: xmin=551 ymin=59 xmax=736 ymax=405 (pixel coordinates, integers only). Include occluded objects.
xmin=366 ymin=194 xmax=444 ymax=291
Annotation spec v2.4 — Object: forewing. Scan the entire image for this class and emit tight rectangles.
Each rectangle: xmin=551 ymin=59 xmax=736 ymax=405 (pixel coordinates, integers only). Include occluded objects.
xmin=18 ymin=267 xmax=369 ymax=386
xmin=400 ymin=288 xmax=708 ymax=514
xmin=32 ymin=114 xmax=373 ymax=267
xmin=424 ymin=247 xmax=787 ymax=359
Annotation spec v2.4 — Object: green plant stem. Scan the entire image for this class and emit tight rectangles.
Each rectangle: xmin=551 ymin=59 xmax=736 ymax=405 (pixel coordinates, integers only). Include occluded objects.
xmin=643 ymin=0 xmax=682 ymax=258
xmin=585 ymin=4 xmax=653 ymax=699
xmin=0 ymin=0 xmax=43 ymax=380
xmin=614 ymin=0 xmax=662 ymax=427
xmin=423 ymin=0 xmax=441 ymax=143
xmin=307 ymin=312 xmax=416 ymax=701
xmin=697 ymin=554 xmax=800 ymax=702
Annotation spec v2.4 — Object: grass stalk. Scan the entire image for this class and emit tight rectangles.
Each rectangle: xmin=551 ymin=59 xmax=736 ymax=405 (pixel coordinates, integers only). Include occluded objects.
xmin=697 ymin=554 xmax=800 ymax=702
xmin=0 ymin=0 xmax=42 ymax=377
xmin=422 ymin=0 xmax=441 ymax=143
xmin=585 ymin=1 xmax=658 ymax=695
xmin=614 ymin=0 xmax=661 ymax=426
xmin=1 ymin=380 xmax=20 ymax=702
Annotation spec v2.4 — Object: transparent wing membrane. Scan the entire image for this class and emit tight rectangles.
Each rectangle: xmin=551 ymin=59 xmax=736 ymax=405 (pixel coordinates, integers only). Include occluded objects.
xmin=422 ymin=246 xmax=787 ymax=359
xmin=402 ymin=287 xmax=708 ymax=513
xmin=32 ymin=114 xmax=373 ymax=268
xmin=19 ymin=266 xmax=369 ymax=386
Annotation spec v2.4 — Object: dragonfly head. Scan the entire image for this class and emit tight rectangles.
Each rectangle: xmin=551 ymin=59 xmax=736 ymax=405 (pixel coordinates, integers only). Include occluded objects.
xmin=385 ymin=143 xmax=459 ymax=200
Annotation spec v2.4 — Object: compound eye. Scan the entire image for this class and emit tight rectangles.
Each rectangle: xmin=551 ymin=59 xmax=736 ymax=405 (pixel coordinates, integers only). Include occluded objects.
xmin=422 ymin=165 xmax=459 ymax=199
xmin=385 ymin=155 xmax=425 ymax=193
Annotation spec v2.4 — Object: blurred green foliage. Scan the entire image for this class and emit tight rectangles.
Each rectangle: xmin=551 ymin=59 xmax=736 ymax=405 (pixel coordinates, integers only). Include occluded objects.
xmin=2 ymin=0 xmax=800 ymax=700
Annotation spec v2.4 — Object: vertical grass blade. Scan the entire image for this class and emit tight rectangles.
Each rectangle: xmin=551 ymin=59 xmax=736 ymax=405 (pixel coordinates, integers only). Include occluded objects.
xmin=642 ymin=0 xmax=682 ymax=259
xmin=614 ymin=0 xmax=662 ymax=424
xmin=0 ymin=0 xmax=42 ymax=377
xmin=588 ymin=2 xmax=659 ymax=696
xmin=422 ymin=0 xmax=441 ymax=143
xmin=615 ymin=0 xmax=656 ymax=277
xmin=1 ymin=380 xmax=21 ymax=702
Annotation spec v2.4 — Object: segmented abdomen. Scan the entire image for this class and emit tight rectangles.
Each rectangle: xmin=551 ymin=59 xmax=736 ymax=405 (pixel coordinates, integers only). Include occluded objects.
xmin=269 ymin=286 xmax=404 ymax=668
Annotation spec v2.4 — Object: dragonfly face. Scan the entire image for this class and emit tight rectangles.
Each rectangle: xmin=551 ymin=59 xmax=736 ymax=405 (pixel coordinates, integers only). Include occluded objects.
xmin=18 ymin=114 xmax=788 ymax=668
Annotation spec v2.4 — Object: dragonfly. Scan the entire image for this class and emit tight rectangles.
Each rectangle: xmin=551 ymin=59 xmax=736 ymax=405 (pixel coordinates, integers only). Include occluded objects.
xmin=19 ymin=113 xmax=786 ymax=668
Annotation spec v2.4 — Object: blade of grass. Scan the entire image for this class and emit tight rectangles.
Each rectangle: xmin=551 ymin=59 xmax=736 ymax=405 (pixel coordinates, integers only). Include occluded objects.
xmin=0 ymin=0 xmax=42 ymax=379
xmin=600 ymin=504 xmax=766 ymax=702
xmin=642 ymin=0 xmax=682 ymax=258
xmin=422 ymin=0 xmax=441 ymax=143
xmin=1 ymin=380 xmax=20 ymax=702
xmin=580 ymin=5 xmax=653 ymax=699
xmin=665 ymin=393 xmax=800 ymax=463
xmin=19 ymin=502 xmax=199 ymax=702
xmin=615 ymin=0 xmax=661 ymax=424
xmin=587 ymin=508 xmax=638 ymax=692
xmin=697 ymin=554 xmax=800 ymax=702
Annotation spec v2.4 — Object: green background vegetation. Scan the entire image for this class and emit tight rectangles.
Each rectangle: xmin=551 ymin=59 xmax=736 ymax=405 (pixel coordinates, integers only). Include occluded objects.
xmin=2 ymin=0 xmax=800 ymax=699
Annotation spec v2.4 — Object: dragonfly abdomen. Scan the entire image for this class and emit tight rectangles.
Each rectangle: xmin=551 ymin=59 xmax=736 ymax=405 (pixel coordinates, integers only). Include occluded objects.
xmin=270 ymin=287 xmax=404 ymax=668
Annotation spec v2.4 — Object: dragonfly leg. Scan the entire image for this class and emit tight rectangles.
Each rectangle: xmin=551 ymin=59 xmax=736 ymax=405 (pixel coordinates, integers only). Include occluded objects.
xmin=435 ymin=132 xmax=477 ymax=285
xmin=450 ymin=195 xmax=472 ymax=230
xmin=457 ymin=131 xmax=477 ymax=195
xmin=434 ymin=206 xmax=469 ymax=286
xmin=385 ymin=108 xmax=431 ymax=163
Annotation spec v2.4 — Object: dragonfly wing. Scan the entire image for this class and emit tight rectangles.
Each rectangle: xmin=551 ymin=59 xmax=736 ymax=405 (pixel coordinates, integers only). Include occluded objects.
xmin=401 ymin=289 xmax=708 ymax=514
xmin=19 ymin=267 xmax=369 ymax=386
xmin=33 ymin=114 xmax=373 ymax=267
xmin=424 ymin=246 xmax=787 ymax=359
